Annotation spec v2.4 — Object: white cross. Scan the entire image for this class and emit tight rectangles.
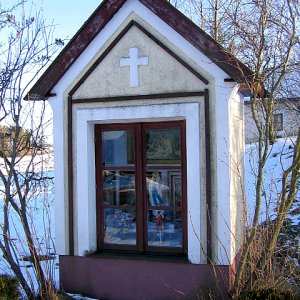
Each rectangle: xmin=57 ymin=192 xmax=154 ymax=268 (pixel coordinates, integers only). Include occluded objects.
xmin=120 ymin=47 xmax=149 ymax=87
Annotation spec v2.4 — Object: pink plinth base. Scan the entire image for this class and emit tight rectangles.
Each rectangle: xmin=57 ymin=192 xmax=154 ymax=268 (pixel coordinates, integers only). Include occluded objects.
xmin=59 ymin=255 xmax=231 ymax=299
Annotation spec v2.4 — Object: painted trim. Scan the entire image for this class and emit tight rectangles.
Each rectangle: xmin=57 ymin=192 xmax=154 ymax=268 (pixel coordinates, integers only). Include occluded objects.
xmin=204 ymin=89 xmax=212 ymax=262
xmin=72 ymin=92 xmax=205 ymax=104
xmin=67 ymin=96 xmax=74 ymax=256
xmin=69 ymin=21 xmax=208 ymax=97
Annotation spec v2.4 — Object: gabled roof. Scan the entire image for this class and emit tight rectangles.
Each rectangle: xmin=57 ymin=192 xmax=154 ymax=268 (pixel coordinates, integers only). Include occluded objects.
xmin=27 ymin=0 xmax=253 ymax=100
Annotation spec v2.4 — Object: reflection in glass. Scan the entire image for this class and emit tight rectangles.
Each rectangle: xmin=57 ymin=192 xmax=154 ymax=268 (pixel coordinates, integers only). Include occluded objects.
xmin=147 ymin=171 xmax=182 ymax=208
xmin=147 ymin=210 xmax=182 ymax=247
xmin=146 ymin=129 xmax=181 ymax=164
xmin=102 ymin=130 xmax=134 ymax=166
xmin=104 ymin=208 xmax=136 ymax=245
xmin=103 ymin=171 xmax=135 ymax=206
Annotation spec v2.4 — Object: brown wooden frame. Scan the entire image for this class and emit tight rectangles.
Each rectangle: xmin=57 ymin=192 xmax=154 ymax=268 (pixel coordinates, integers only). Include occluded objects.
xmin=95 ymin=121 xmax=187 ymax=254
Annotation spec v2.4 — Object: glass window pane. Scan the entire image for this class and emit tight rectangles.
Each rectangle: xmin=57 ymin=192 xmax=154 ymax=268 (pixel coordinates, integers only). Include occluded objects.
xmin=147 ymin=210 xmax=182 ymax=248
xmin=104 ymin=208 xmax=136 ymax=245
xmin=103 ymin=171 xmax=135 ymax=206
xmin=272 ymin=113 xmax=283 ymax=131
xmin=146 ymin=129 xmax=181 ymax=164
xmin=147 ymin=171 xmax=182 ymax=207
xmin=102 ymin=130 xmax=134 ymax=167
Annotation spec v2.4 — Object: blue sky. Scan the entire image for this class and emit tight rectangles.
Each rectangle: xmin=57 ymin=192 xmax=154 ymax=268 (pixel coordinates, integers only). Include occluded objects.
xmin=2 ymin=0 xmax=102 ymax=40
xmin=40 ymin=0 xmax=102 ymax=40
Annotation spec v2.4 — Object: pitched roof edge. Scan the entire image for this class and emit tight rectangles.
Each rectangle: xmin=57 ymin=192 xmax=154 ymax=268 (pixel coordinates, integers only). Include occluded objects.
xmin=140 ymin=0 xmax=253 ymax=83
xmin=26 ymin=0 xmax=253 ymax=100
xmin=26 ymin=0 xmax=126 ymax=99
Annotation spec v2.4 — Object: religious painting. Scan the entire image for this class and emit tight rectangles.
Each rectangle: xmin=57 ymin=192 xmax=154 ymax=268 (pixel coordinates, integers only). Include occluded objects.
xmin=146 ymin=129 xmax=181 ymax=164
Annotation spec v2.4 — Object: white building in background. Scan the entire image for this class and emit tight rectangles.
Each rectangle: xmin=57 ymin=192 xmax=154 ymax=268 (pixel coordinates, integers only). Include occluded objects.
xmin=244 ymin=97 xmax=300 ymax=144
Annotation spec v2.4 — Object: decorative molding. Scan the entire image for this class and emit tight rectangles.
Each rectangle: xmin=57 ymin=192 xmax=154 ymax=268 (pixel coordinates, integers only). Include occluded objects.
xmin=72 ymin=91 xmax=205 ymax=104
xmin=120 ymin=47 xmax=149 ymax=87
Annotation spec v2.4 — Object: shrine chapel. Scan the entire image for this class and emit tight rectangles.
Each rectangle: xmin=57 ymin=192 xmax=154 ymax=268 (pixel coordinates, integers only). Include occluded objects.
xmin=28 ymin=0 xmax=252 ymax=298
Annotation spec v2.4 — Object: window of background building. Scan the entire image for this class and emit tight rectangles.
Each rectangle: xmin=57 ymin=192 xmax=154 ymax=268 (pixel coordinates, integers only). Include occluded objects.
xmin=273 ymin=113 xmax=283 ymax=131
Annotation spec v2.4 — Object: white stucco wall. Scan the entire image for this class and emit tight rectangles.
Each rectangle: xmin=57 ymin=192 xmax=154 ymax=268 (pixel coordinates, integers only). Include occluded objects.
xmin=48 ymin=95 xmax=69 ymax=255
xmin=209 ymin=80 xmax=246 ymax=265
xmin=48 ymin=0 xmax=245 ymax=266
xmin=228 ymin=87 xmax=245 ymax=263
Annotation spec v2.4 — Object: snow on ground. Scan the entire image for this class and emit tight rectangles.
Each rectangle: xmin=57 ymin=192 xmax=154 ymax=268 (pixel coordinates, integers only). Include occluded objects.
xmin=0 ymin=151 xmax=98 ymax=299
xmin=0 ymin=150 xmax=54 ymax=177
xmin=245 ymin=136 xmax=299 ymax=225
xmin=245 ymin=136 xmax=300 ymax=261
xmin=0 ymin=138 xmax=298 ymax=299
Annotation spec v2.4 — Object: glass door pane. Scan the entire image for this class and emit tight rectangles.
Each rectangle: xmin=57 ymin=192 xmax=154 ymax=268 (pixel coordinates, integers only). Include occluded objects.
xmin=147 ymin=210 xmax=182 ymax=248
xmin=144 ymin=125 xmax=184 ymax=250
xmin=146 ymin=170 xmax=182 ymax=208
xmin=146 ymin=170 xmax=183 ymax=248
xmin=102 ymin=130 xmax=135 ymax=167
xmin=104 ymin=208 xmax=136 ymax=245
xmin=101 ymin=129 xmax=136 ymax=247
xmin=103 ymin=171 xmax=135 ymax=206
xmin=145 ymin=129 xmax=181 ymax=165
